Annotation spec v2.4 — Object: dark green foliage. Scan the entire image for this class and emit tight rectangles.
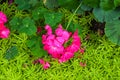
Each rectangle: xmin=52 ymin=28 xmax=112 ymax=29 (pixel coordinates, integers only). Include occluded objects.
xmin=43 ymin=0 xmax=59 ymax=9
xmin=26 ymin=36 xmax=47 ymax=57
xmin=82 ymin=0 xmax=100 ymax=8
xmin=18 ymin=17 xmax=37 ymax=35
xmin=100 ymin=0 xmax=115 ymax=10
xmin=10 ymin=17 xmax=37 ymax=35
xmin=15 ymin=0 xmax=38 ymax=10
xmin=68 ymin=23 xmax=82 ymax=35
xmin=93 ymin=8 xmax=120 ymax=23
xmin=32 ymin=7 xmax=48 ymax=20
xmin=9 ymin=17 xmax=22 ymax=31
xmin=114 ymin=0 xmax=120 ymax=7
xmin=15 ymin=0 xmax=30 ymax=10
xmin=5 ymin=46 xmax=19 ymax=60
xmin=105 ymin=20 xmax=120 ymax=45
xmin=44 ymin=12 xmax=63 ymax=27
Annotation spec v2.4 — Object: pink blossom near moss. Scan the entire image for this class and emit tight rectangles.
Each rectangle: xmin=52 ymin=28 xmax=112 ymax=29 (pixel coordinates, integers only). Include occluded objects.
xmin=80 ymin=48 xmax=84 ymax=54
xmin=59 ymin=52 xmax=74 ymax=63
xmin=0 ymin=11 xmax=7 ymax=24
xmin=38 ymin=59 xmax=50 ymax=69
xmin=43 ymin=62 xmax=50 ymax=69
xmin=42 ymin=24 xmax=83 ymax=63
xmin=0 ymin=24 xmax=10 ymax=38
xmin=45 ymin=25 xmax=52 ymax=35
xmin=80 ymin=62 xmax=86 ymax=67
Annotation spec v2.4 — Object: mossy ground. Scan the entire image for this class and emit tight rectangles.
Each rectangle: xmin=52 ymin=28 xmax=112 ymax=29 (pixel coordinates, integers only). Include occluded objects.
xmin=0 ymin=32 xmax=120 ymax=80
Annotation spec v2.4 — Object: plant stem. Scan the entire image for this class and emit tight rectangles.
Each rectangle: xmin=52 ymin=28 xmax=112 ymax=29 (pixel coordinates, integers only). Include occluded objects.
xmin=66 ymin=2 xmax=82 ymax=30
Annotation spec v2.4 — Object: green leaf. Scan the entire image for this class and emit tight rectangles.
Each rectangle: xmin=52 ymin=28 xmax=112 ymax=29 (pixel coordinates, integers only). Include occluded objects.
xmin=58 ymin=0 xmax=80 ymax=10
xmin=83 ymin=0 xmax=100 ymax=8
xmin=68 ymin=23 xmax=82 ymax=35
xmin=9 ymin=17 xmax=21 ymax=31
xmin=5 ymin=46 xmax=19 ymax=60
xmin=32 ymin=7 xmax=48 ymax=20
xmin=18 ymin=17 xmax=37 ymax=35
xmin=43 ymin=0 xmax=58 ymax=9
xmin=29 ymin=0 xmax=38 ymax=7
xmin=93 ymin=8 xmax=120 ymax=23
xmin=44 ymin=12 xmax=63 ymax=27
xmin=105 ymin=20 xmax=120 ymax=45
xmin=100 ymin=0 xmax=115 ymax=10
xmin=15 ymin=0 xmax=30 ymax=10
xmin=26 ymin=36 xmax=47 ymax=57
xmin=114 ymin=0 xmax=120 ymax=7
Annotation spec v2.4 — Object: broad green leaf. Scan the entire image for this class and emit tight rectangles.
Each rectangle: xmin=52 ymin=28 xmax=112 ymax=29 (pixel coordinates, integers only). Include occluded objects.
xmin=18 ymin=17 xmax=37 ymax=35
xmin=32 ymin=7 xmax=48 ymax=20
xmin=82 ymin=0 xmax=100 ymax=8
xmin=31 ymin=44 xmax=47 ymax=57
xmin=93 ymin=8 xmax=120 ymax=23
xmin=68 ymin=23 xmax=82 ymax=35
xmin=29 ymin=0 xmax=38 ymax=7
xmin=44 ymin=12 xmax=63 ymax=27
xmin=5 ymin=46 xmax=19 ymax=60
xmin=100 ymin=0 xmax=115 ymax=10
xmin=9 ymin=17 xmax=21 ymax=31
xmin=58 ymin=0 xmax=80 ymax=10
xmin=114 ymin=0 xmax=120 ymax=7
xmin=15 ymin=0 xmax=30 ymax=10
xmin=43 ymin=0 xmax=58 ymax=9
xmin=26 ymin=36 xmax=47 ymax=57
xmin=80 ymin=4 xmax=92 ymax=11
xmin=105 ymin=20 xmax=120 ymax=45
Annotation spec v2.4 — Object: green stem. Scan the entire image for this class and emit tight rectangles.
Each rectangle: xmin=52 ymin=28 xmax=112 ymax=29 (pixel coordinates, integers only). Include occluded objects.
xmin=66 ymin=2 xmax=82 ymax=30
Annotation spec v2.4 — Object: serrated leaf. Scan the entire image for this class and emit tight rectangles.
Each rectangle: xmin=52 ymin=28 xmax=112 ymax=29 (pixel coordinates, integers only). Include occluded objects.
xmin=114 ymin=0 xmax=120 ymax=7
xmin=100 ymin=0 xmax=115 ymax=10
xmin=32 ymin=7 xmax=48 ymax=20
xmin=9 ymin=17 xmax=21 ymax=31
xmin=83 ymin=0 xmax=100 ymax=8
xmin=5 ymin=46 xmax=19 ymax=60
xmin=105 ymin=20 xmax=120 ymax=45
xmin=93 ymin=8 xmax=120 ymax=23
xmin=43 ymin=0 xmax=58 ymax=9
xmin=18 ymin=17 xmax=37 ymax=35
xmin=44 ymin=12 xmax=63 ymax=27
xmin=15 ymin=0 xmax=30 ymax=10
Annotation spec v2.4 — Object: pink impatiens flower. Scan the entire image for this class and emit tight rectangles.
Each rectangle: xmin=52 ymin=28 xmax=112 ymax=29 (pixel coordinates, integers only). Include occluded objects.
xmin=42 ymin=24 xmax=82 ymax=63
xmin=0 ymin=11 xmax=7 ymax=24
xmin=0 ymin=12 xmax=10 ymax=39
xmin=38 ymin=59 xmax=50 ymax=69
xmin=0 ymin=24 xmax=10 ymax=38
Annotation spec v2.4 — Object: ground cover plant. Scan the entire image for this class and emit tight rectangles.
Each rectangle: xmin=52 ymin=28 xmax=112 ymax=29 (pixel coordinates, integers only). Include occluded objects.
xmin=0 ymin=0 xmax=120 ymax=80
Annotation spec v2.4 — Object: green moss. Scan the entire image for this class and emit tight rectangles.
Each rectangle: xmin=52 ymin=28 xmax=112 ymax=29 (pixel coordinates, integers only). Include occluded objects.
xmin=0 ymin=31 xmax=120 ymax=80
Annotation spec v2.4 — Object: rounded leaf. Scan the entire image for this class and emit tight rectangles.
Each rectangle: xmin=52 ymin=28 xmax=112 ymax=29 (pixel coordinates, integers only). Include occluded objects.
xmin=105 ymin=20 xmax=120 ymax=45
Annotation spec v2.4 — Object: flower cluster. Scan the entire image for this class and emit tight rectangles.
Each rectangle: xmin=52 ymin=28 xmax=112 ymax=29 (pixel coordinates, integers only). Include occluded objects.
xmin=42 ymin=24 xmax=82 ymax=63
xmin=0 ymin=11 xmax=10 ymax=39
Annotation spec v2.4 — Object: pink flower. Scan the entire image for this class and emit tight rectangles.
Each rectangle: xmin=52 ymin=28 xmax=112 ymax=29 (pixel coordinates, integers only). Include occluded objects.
xmin=0 ymin=11 xmax=7 ymax=24
xmin=55 ymin=24 xmax=71 ymax=41
xmin=59 ymin=52 xmax=74 ymax=63
xmin=45 ymin=25 xmax=52 ymax=35
xmin=0 ymin=24 xmax=10 ymax=38
xmin=38 ymin=59 xmax=50 ymax=69
xmin=80 ymin=62 xmax=86 ymax=67
xmin=42 ymin=24 xmax=82 ymax=63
